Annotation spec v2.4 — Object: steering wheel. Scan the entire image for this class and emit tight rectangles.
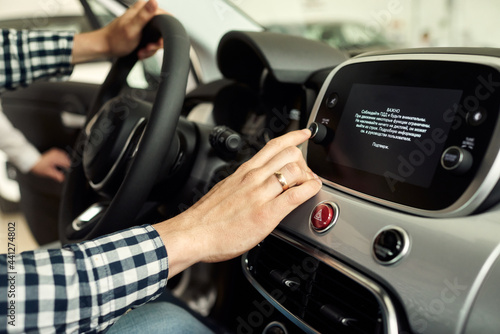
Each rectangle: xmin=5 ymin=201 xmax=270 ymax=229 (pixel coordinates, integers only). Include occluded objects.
xmin=59 ymin=15 xmax=191 ymax=244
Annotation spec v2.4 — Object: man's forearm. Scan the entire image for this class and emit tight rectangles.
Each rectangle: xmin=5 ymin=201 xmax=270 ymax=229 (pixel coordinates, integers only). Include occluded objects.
xmin=71 ymin=30 xmax=111 ymax=64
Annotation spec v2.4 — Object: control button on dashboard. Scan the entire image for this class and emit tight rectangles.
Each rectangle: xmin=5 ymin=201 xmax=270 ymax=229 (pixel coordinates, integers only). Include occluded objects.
xmin=310 ymin=202 xmax=339 ymax=233
xmin=309 ymin=122 xmax=334 ymax=145
xmin=373 ymin=227 xmax=410 ymax=265
xmin=441 ymin=146 xmax=473 ymax=174
xmin=326 ymin=93 xmax=339 ymax=109
xmin=467 ymin=108 xmax=487 ymax=126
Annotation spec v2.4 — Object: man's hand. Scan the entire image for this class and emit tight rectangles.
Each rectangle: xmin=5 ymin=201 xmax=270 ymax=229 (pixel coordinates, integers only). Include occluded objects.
xmin=72 ymin=0 xmax=167 ymax=64
xmin=154 ymin=129 xmax=323 ymax=278
xmin=30 ymin=148 xmax=71 ymax=183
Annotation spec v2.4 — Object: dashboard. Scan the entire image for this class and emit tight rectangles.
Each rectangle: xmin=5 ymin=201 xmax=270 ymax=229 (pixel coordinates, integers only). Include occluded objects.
xmin=207 ymin=32 xmax=500 ymax=334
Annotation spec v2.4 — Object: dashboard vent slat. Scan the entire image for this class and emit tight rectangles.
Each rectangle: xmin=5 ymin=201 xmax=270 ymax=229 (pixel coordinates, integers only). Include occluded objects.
xmin=246 ymin=235 xmax=385 ymax=333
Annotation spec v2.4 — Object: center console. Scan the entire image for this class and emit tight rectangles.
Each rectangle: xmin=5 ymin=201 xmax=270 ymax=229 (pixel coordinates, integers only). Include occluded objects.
xmin=244 ymin=50 xmax=500 ymax=334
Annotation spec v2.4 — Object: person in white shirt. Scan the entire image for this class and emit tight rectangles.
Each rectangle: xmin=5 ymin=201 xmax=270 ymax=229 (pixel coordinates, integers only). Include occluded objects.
xmin=0 ymin=107 xmax=70 ymax=183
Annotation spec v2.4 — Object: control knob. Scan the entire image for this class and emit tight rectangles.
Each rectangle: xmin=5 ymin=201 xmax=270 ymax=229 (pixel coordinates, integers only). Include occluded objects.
xmin=209 ymin=126 xmax=242 ymax=159
xmin=309 ymin=122 xmax=333 ymax=145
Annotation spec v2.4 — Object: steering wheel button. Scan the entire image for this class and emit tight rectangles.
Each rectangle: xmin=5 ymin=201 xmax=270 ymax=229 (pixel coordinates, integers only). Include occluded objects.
xmin=310 ymin=202 xmax=339 ymax=233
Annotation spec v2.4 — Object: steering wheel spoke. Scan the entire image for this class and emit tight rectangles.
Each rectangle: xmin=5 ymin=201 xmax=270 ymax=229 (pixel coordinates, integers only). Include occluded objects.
xmin=70 ymin=203 xmax=107 ymax=234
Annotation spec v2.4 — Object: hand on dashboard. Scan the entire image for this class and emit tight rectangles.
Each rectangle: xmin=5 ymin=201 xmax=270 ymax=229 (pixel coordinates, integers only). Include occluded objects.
xmin=154 ymin=129 xmax=322 ymax=278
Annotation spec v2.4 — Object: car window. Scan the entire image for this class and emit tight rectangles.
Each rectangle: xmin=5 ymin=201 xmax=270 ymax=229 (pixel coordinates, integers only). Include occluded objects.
xmin=0 ymin=0 xmax=182 ymax=90
xmin=0 ymin=16 xmax=91 ymax=32
xmin=231 ymin=0 xmax=500 ymax=54
xmin=0 ymin=0 xmax=91 ymax=32
xmin=82 ymin=0 xmax=152 ymax=89
xmin=85 ymin=0 xmax=118 ymax=27
xmin=0 ymin=0 xmax=108 ymax=85
xmin=85 ymin=0 xmax=202 ymax=92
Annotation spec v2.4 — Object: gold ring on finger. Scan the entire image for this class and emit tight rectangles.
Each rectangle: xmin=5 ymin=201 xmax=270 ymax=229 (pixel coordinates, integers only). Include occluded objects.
xmin=274 ymin=171 xmax=289 ymax=191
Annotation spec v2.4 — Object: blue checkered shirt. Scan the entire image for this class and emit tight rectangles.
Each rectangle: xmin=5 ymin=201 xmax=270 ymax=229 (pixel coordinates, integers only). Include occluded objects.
xmin=0 ymin=29 xmax=74 ymax=93
xmin=0 ymin=225 xmax=169 ymax=333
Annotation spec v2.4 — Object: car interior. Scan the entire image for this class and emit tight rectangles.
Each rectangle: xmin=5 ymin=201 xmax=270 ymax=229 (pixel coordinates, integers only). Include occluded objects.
xmin=2 ymin=1 xmax=500 ymax=333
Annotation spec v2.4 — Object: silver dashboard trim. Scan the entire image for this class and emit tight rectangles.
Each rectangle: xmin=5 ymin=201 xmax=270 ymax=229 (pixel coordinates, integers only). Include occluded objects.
xmin=304 ymin=53 xmax=500 ymax=218
xmin=457 ymin=242 xmax=500 ymax=333
xmin=242 ymin=230 xmax=400 ymax=334
xmin=89 ymin=118 xmax=146 ymax=191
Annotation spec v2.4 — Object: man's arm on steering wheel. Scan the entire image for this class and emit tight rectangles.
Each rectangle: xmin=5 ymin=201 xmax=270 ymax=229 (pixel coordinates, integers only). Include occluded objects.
xmin=71 ymin=0 xmax=166 ymax=64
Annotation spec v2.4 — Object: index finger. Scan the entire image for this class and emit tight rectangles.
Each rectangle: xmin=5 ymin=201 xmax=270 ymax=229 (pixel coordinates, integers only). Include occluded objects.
xmin=246 ymin=129 xmax=312 ymax=168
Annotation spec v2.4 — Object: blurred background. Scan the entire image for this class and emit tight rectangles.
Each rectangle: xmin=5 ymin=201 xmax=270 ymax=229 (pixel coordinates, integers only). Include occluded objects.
xmin=233 ymin=0 xmax=500 ymax=55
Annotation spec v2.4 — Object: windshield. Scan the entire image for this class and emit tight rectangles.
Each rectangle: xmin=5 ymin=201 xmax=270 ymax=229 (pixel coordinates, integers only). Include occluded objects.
xmin=230 ymin=0 xmax=500 ymax=55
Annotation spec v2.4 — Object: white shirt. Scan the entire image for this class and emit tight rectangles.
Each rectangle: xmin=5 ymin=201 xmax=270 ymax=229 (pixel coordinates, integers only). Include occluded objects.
xmin=0 ymin=102 xmax=41 ymax=173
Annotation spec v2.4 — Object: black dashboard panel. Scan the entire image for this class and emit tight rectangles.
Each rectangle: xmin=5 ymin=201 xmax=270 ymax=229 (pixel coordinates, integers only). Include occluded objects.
xmin=217 ymin=30 xmax=347 ymax=86
xmin=210 ymin=31 xmax=349 ymax=150
xmin=306 ymin=53 xmax=500 ymax=216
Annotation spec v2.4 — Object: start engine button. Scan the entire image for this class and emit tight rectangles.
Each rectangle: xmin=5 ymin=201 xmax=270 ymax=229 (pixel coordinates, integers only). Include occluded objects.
xmin=441 ymin=146 xmax=473 ymax=174
xmin=310 ymin=202 xmax=339 ymax=233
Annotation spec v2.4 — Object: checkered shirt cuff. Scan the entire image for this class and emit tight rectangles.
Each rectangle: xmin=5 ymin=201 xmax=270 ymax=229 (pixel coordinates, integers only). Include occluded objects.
xmin=0 ymin=224 xmax=168 ymax=333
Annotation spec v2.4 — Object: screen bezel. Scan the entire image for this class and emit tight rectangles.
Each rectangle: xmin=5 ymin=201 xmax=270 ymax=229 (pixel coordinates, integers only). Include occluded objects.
xmin=307 ymin=58 xmax=500 ymax=211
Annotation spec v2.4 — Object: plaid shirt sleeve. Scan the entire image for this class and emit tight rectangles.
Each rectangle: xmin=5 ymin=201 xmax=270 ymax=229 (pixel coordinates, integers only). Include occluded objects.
xmin=0 ymin=224 xmax=169 ymax=333
xmin=0 ymin=29 xmax=74 ymax=93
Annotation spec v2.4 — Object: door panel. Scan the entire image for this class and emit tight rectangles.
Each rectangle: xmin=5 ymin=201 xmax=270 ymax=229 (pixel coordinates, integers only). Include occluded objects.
xmin=2 ymin=81 xmax=97 ymax=152
xmin=1 ymin=81 xmax=99 ymax=245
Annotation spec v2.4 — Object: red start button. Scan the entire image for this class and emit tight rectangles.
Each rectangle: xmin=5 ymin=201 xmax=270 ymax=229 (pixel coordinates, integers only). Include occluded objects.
xmin=310 ymin=202 xmax=338 ymax=232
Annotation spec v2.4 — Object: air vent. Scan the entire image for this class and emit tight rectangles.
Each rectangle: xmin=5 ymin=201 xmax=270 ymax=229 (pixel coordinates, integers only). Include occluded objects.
xmin=245 ymin=235 xmax=386 ymax=333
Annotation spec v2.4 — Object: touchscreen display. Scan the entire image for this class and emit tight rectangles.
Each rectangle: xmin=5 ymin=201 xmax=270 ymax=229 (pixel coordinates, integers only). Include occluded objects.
xmin=328 ymin=84 xmax=463 ymax=189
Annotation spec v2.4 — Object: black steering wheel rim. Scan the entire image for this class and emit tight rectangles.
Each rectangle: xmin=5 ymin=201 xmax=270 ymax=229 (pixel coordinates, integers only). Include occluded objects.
xmin=59 ymin=15 xmax=191 ymax=244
